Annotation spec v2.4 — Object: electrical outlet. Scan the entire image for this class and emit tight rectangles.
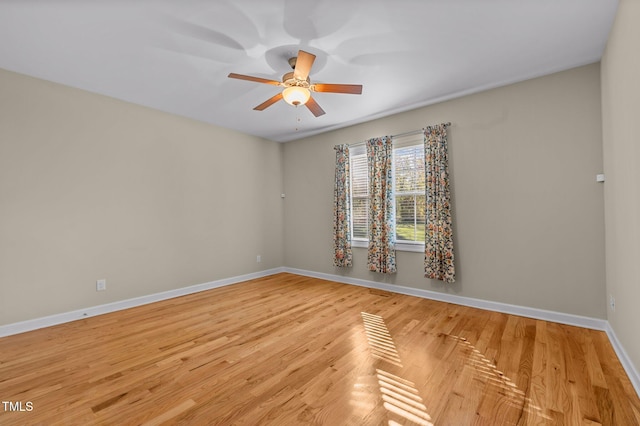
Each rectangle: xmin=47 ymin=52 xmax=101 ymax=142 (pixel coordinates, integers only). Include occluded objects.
xmin=96 ymin=279 xmax=106 ymax=291
xmin=610 ymin=294 xmax=615 ymax=311
xmin=256 ymin=255 xmax=261 ymax=263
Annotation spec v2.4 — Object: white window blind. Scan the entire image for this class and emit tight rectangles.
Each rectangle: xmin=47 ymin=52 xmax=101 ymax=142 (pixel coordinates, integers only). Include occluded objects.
xmin=350 ymin=145 xmax=368 ymax=242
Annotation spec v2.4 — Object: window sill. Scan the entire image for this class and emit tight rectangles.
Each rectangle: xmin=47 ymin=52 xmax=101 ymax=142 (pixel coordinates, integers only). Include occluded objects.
xmin=352 ymin=240 xmax=424 ymax=253
xmin=396 ymin=242 xmax=425 ymax=253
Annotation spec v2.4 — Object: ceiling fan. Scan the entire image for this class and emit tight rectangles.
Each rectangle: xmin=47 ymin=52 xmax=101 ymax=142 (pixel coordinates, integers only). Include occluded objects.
xmin=228 ymin=49 xmax=362 ymax=117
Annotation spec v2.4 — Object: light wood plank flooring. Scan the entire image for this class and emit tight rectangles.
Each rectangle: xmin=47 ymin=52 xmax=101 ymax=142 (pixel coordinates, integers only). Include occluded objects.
xmin=1 ymin=273 xmax=639 ymax=425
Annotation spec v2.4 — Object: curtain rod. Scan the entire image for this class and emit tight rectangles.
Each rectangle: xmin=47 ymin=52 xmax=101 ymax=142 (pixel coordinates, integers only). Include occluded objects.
xmin=345 ymin=122 xmax=451 ymax=148
xmin=391 ymin=122 xmax=451 ymax=139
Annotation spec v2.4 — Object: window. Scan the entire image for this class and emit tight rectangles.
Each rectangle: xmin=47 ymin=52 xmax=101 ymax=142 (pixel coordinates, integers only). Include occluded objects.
xmin=394 ymin=138 xmax=425 ymax=245
xmin=349 ymin=134 xmax=425 ymax=251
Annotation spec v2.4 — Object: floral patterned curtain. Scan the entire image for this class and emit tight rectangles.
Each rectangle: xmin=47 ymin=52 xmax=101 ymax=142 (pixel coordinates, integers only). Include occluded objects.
xmin=366 ymin=137 xmax=396 ymax=273
xmin=424 ymin=124 xmax=455 ymax=282
xmin=333 ymin=144 xmax=352 ymax=267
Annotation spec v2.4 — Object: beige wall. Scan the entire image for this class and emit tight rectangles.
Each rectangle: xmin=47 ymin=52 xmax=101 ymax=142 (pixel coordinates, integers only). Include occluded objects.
xmin=601 ymin=0 xmax=640 ymax=371
xmin=0 ymin=69 xmax=284 ymax=325
xmin=0 ymin=61 xmax=610 ymax=327
xmin=284 ymin=64 xmax=606 ymax=318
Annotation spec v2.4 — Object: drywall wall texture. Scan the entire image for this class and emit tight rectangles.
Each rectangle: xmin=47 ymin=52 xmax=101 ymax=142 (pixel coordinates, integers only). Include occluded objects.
xmin=0 ymin=69 xmax=284 ymax=325
xmin=284 ymin=63 xmax=606 ymax=318
xmin=601 ymin=0 xmax=640 ymax=373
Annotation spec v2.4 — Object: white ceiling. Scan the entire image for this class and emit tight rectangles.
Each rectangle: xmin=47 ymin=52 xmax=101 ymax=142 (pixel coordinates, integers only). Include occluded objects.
xmin=0 ymin=0 xmax=618 ymax=142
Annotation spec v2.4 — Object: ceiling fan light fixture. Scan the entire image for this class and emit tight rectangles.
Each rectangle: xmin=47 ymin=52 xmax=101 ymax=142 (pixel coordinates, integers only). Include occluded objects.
xmin=282 ymin=86 xmax=310 ymax=106
xmin=228 ymin=49 xmax=361 ymax=116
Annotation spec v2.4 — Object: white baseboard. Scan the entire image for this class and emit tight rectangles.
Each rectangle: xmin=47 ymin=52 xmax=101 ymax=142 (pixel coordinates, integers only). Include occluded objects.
xmin=0 ymin=267 xmax=285 ymax=338
xmin=605 ymin=323 xmax=640 ymax=397
xmin=283 ymin=267 xmax=608 ymax=330
xmin=283 ymin=267 xmax=640 ymax=398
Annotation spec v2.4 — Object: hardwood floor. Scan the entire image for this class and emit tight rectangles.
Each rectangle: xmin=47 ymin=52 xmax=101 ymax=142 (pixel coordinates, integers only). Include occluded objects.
xmin=0 ymin=273 xmax=638 ymax=425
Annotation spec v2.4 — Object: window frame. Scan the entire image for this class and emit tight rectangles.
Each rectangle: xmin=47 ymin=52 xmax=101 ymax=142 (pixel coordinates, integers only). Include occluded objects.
xmin=348 ymin=135 xmax=425 ymax=253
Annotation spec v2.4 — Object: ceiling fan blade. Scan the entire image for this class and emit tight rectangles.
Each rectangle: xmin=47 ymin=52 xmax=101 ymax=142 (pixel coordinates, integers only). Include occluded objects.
xmin=311 ymin=83 xmax=363 ymax=94
xmin=293 ymin=50 xmax=316 ymax=81
xmin=228 ymin=73 xmax=281 ymax=86
xmin=254 ymin=92 xmax=284 ymax=111
xmin=305 ymin=96 xmax=326 ymax=117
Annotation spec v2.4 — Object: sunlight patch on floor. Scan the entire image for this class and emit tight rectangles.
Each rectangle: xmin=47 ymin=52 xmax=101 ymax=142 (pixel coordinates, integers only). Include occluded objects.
xmin=360 ymin=312 xmax=404 ymax=367
xmin=446 ymin=334 xmax=552 ymax=421
xmin=360 ymin=312 xmax=434 ymax=426
xmin=378 ymin=369 xmax=433 ymax=426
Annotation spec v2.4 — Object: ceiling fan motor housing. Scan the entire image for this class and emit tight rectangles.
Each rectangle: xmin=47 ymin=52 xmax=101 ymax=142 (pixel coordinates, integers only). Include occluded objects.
xmin=282 ymin=71 xmax=310 ymax=88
